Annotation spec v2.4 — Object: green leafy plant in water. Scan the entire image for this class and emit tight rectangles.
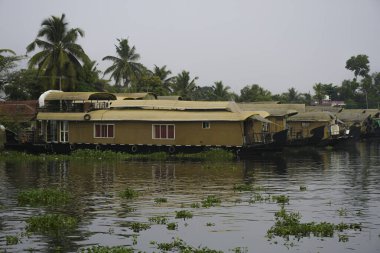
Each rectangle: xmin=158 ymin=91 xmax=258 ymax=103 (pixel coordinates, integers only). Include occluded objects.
xmin=149 ymin=216 xmax=168 ymax=225
xmin=202 ymin=195 xmax=221 ymax=208
xmin=230 ymin=247 xmax=248 ymax=253
xmin=80 ymin=245 xmax=135 ymax=253
xmin=18 ymin=188 xmax=71 ymax=207
xmin=26 ymin=214 xmax=78 ymax=236
xmin=6 ymin=235 xmax=19 ymax=245
xmin=128 ymin=222 xmax=151 ymax=233
xmin=299 ymin=186 xmax=307 ymax=191
xmin=154 ymin=197 xmax=167 ymax=204
xmin=152 ymin=238 xmax=223 ymax=253
xmin=233 ymin=184 xmax=253 ymax=192
xmin=175 ymin=210 xmax=193 ymax=220
xmin=337 ymin=208 xmax=347 ymax=216
xmin=167 ymin=222 xmax=178 ymax=230
xmin=249 ymin=193 xmax=270 ymax=203
xmin=266 ymin=207 xmax=362 ymax=241
xmin=338 ymin=234 xmax=349 ymax=242
xmin=190 ymin=202 xmax=200 ymax=208
xmin=206 ymin=222 xmax=215 ymax=227
xmin=119 ymin=188 xmax=138 ymax=199
xmin=272 ymin=195 xmax=289 ymax=204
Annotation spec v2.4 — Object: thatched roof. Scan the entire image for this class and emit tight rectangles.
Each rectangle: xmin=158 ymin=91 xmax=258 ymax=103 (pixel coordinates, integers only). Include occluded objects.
xmin=306 ymin=106 xmax=343 ymax=113
xmin=287 ymin=111 xmax=336 ymax=122
xmin=336 ymin=109 xmax=379 ymax=123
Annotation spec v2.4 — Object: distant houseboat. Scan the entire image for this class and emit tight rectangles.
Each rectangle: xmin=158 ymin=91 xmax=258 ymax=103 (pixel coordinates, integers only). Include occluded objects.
xmin=19 ymin=91 xmax=288 ymax=155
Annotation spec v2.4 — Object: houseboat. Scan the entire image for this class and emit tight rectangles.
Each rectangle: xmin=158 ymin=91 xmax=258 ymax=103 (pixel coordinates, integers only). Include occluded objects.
xmin=336 ymin=109 xmax=380 ymax=138
xmin=17 ymin=91 xmax=288 ymax=156
xmin=286 ymin=111 xmax=348 ymax=146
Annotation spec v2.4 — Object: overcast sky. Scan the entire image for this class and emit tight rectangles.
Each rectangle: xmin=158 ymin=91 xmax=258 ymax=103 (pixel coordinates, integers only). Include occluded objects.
xmin=1 ymin=0 xmax=379 ymax=94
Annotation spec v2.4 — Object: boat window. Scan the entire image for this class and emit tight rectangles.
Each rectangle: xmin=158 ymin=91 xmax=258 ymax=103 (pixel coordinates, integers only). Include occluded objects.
xmin=152 ymin=124 xmax=175 ymax=140
xmin=202 ymin=122 xmax=211 ymax=129
xmin=94 ymin=124 xmax=115 ymax=138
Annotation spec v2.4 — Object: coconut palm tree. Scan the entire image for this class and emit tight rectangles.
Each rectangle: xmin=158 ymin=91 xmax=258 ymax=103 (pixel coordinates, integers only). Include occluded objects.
xmin=212 ymin=81 xmax=231 ymax=101
xmin=153 ymin=65 xmax=174 ymax=94
xmin=26 ymin=14 xmax=89 ymax=91
xmin=171 ymin=71 xmax=198 ymax=100
xmin=102 ymin=39 xmax=145 ymax=90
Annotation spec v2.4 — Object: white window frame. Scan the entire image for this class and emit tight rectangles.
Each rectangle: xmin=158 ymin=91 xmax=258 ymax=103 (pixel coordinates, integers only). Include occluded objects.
xmin=202 ymin=121 xmax=211 ymax=129
xmin=59 ymin=121 xmax=69 ymax=143
xmin=152 ymin=124 xmax=175 ymax=140
xmin=94 ymin=123 xmax=115 ymax=138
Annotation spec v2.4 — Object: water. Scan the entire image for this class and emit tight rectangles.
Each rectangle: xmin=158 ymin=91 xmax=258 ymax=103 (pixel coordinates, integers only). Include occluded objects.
xmin=0 ymin=140 xmax=380 ymax=252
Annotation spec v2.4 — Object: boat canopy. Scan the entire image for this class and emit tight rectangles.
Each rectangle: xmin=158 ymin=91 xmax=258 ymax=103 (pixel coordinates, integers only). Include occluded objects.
xmin=113 ymin=92 xmax=157 ymax=100
xmin=238 ymin=103 xmax=306 ymax=113
xmin=287 ymin=111 xmax=336 ymax=122
xmin=38 ymin=91 xmax=117 ymax=107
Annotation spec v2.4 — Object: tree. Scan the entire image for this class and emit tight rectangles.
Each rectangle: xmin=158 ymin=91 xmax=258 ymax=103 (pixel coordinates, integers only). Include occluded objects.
xmin=153 ymin=65 xmax=174 ymax=95
xmin=103 ymin=39 xmax=146 ymax=90
xmin=345 ymin=54 xmax=370 ymax=80
xmin=0 ymin=49 xmax=23 ymax=88
xmin=238 ymin=84 xmax=272 ymax=102
xmin=4 ymin=68 xmax=44 ymax=100
xmin=76 ymin=59 xmax=109 ymax=92
xmin=171 ymin=71 xmax=198 ymax=100
xmin=212 ymin=81 xmax=232 ymax=101
xmin=26 ymin=14 xmax=89 ymax=91
xmin=313 ymin=83 xmax=325 ymax=104
xmin=191 ymin=86 xmax=214 ymax=101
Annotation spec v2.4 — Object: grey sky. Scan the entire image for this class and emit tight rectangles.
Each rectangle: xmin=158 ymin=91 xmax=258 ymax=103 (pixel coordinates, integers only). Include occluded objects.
xmin=1 ymin=0 xmax=379 ymax=94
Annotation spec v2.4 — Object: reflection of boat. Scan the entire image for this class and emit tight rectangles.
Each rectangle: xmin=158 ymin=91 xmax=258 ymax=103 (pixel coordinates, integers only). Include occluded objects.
xmin=8 ymin=91 xmax=288 ymax=156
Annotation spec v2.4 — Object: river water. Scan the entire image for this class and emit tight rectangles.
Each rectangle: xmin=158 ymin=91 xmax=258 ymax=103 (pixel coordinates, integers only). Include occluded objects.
xmin=0 ymin=140 xmax=380 ymax=252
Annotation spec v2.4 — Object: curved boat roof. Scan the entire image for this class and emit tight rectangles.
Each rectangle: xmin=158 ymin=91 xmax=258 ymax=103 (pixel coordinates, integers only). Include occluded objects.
xmin=287 ymin=111 xmax=336 ymax=122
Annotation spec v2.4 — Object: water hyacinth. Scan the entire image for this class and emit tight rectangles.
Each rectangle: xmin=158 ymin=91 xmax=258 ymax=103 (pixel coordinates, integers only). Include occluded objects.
xmin=26 ymin=214 xmax=78 ymax=236
xmin=18 ymin=188 xmax=71 ymax=207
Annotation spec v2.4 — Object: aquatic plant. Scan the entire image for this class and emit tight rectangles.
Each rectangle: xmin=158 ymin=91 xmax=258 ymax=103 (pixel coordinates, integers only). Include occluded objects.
xmin=337 ymin=208 xmax=347 ymax=216
xmin=338 ymin=234 xmax=349 ymax=242
xmin=26 ymin=214 xmax=78 ymax=236
xmin=202 ymin=195 xmax=221 ymax=208
xmin=79 ymin=246 xmax=134 ymax=253
xmin=154 ymin=197 xmax=167 ymax=204
xmin=233 ymin=184 xmax=253 ymax=192
xmin=266 ymin=207 xmax=362 ymax=241
xmin=299 ymin=186 xmax=307 ymax=191
xmin=152 ymin=238 xmax=223 ymax=253
xmin=175 ymin=210 xmax=193 ymax=220
xmin=206 ymin=222 xmax=215 ymax=227
xmin=149 ymin=216 xmax=168 ymax=225
xmin=119 ymin=188 xmax=139 ymax=199
xmin=129 ymin=222 xmax=151 ymax=233
xmin=271 ymin=195 xmax=289 ymax=204
xmin=166 ymin=222 xmax=178 ymax=230
xmin=18 ymin=188 xmax=71 ymax=207
xmin=249 ymin=193 xmax=270 ymax=203
xmin=190 ymin=202 xmax=200 ymax=208
xmin=230 ymin=247 xmax=248 ymax=253
xmin=6 ymin=235 xmax=19 ymax=245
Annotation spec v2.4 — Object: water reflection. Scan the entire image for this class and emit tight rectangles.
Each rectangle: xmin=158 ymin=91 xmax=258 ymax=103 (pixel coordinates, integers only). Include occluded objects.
xmin=0 ymin=140 xmax=379 ymax=252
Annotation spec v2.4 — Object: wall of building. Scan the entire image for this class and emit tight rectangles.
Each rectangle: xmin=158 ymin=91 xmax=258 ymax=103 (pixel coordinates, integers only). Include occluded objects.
xmin=287 ymin=121 xmax=329 ymax=140
xmin=67 ymin=121 xmax=245 ymax=146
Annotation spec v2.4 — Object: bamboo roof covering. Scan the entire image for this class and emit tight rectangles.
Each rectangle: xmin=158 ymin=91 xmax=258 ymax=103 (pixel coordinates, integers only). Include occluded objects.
xmin=238 ymin=103 xmax=305 ymax=114
xmin=110 ymin=100 xmax=242 ymax=112
xmin=336 ymin=109 xmax=377 ymax=123
xmin=287 ymin=111 xmax=336 ymax=122
xmin=37 ymin=110 xmax=269 ymax=122
xmin=113 ymin=93 xmax=157 ymax=100
xmin=42 ymin=91 xmax=117 ymax=101
xmin=305 ymin=106 xmax=343 ymax=113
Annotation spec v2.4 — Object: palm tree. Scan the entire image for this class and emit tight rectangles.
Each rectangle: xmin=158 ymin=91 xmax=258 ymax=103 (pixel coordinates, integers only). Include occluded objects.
xmin=102 ymin=39 xmax=145 ymax=90
xmin=153 ymin=65 xmax=173 ymax=94
xmin=171 ymin=71 xmax=198 ymax=100
xmin=26 ymin=14 xmax=89 ymax=91
xmin=212 ymin=81 xmax=231 ymax=101
xmin=313 ymin=83 xmax=324 ymax=104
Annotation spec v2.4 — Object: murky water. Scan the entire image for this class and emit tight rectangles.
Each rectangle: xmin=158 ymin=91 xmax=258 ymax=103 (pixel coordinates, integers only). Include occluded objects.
xmin=1 ymin=140 xmax=380 ymax=252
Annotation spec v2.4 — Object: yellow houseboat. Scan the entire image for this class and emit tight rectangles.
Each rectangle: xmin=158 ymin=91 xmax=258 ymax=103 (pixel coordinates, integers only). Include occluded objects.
xmin=28 ymin=91 xmax=288 ymax=155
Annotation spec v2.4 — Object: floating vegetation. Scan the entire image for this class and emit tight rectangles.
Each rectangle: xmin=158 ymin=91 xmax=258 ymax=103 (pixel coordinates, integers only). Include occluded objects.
xmin=18 ymin=188 xmax=71 ymax=207
xmin=206 ymin=222 xmax=215 ymax=227
xmin=154 ymin=197 xmax=168 ymax=204
xmin=119 ymin=188 xmax=139 ymax=199
xmin=79 ymin=246 xmax=134 ymax=253
xmin=299 ymin=186 xmax=307 ymax=191
xmin=233 ymin=184 xmax=253 ymax=192
xmin=167 ymin=222 xmax=178 ymax=230
xmin=26 ymin=214 xmax=78 ymax=236
xmin=202 ymin=195 xmax=221 ymax=208
xmin=266 ymin=207 xmax=361 ymax=241
xmin=0 ymin=149 xmax=235 ymax=163
xmin=151 ymin=238 xmax=223 ymax=253
xmin=175 ymin=210 xmax=193 ymax=220
xmin=149 ymin=216 xmax=168 ymax=225
xmin=6 ymin=235 xmax=19 ymax=245
xmin=190 ymin=202 xmax=200 ymax=208
xmin=230 ymin=247 xmax=248 ymax=253
xmin=128 ymin=222 xmax=151 ymax=233
xmin=249 ymin=193 xmax=270 ymax=203
xmin=337 ymin=208 xmax=348 ymax=216
xmin=338 ymin=234 xmax=349 ymax=242
xmin=272 ymin=195 xmax=290 ymax=204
